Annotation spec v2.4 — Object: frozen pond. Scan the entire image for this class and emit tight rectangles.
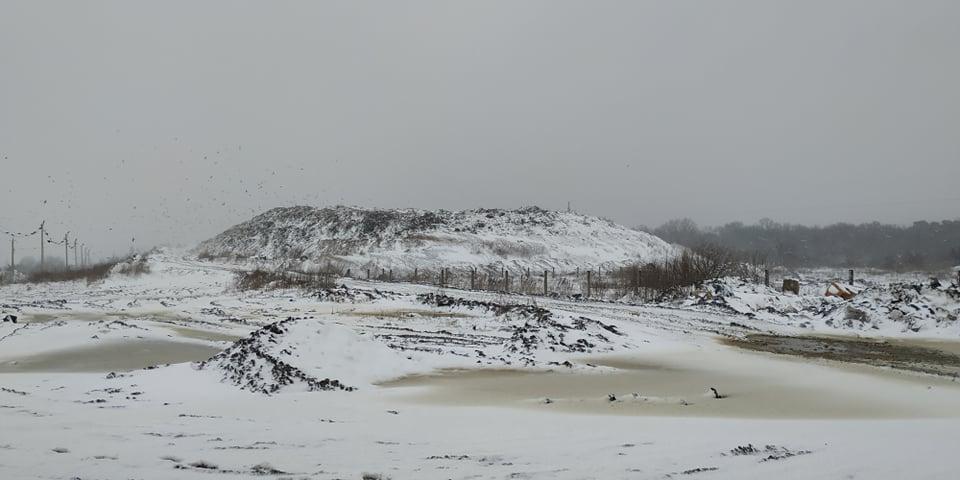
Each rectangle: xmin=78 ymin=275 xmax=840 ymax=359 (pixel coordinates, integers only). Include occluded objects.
xmin=382 ymin=344 xmax=960 ymax=419
xmin=0 ymin=340 xmax=223 ymax=373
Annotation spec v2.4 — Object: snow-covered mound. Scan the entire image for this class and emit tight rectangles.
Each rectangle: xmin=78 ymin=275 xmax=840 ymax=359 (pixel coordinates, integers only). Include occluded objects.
xmin=681 ymin=277 xmax=960 ymax=336
xmin=197 ymin=317 xmax=415 ymax=394
xmin=821 ymin=281 xmax=960 ymax=333
xmin=196 ymin=205 xmax=678 ymax=271
xmin=413 ymin=293 xmax=632 ymax=366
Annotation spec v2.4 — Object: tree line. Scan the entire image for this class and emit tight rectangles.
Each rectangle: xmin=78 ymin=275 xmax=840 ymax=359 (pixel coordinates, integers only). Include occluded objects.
xmin=642 ymin=218 xmax=960 ymax=271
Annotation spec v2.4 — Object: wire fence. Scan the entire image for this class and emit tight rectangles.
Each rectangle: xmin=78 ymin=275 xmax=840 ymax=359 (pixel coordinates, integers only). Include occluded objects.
xmin=326 ymin=263 xmax=761 ymax=301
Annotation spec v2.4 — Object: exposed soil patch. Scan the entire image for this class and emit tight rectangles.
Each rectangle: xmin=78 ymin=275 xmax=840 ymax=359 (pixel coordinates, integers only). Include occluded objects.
xmin=723 ymin=334 xmax=960 ymax=378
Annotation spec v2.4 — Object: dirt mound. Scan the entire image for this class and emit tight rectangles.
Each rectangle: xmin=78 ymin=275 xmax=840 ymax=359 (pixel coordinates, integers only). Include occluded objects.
xmin=315 ymin=285 xmax=401 ymax=303
xmin=198 ymin=318 xmax=354 ymax=395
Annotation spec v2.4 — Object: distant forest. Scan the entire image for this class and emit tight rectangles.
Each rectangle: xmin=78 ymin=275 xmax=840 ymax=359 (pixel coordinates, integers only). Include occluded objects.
xmin=642 ymin=218 xmax=960 ymax=271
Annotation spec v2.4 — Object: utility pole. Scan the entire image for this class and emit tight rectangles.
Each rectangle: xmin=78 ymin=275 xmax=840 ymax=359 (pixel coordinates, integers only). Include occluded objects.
xmin=9 ymin=237 xmax=14 ymax=273
xmin=543 ymin=270 xmax=548 ymax=296
xmin=39 ymin=221 xmax=45 ymax=268
xmin=64 ymin=232 xmax=69 ymax=269
xmin=73 ymin=239 xmax=78 ymax=268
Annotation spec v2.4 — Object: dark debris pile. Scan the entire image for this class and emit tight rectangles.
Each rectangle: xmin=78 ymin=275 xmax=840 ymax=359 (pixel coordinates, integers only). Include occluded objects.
xmin=198 ymin=317 xmax=353 ymax=395
xmin=315 ymin=285 xmax=401 ymax=303
xmin=417 ymin=293 xmax=624 ymax=363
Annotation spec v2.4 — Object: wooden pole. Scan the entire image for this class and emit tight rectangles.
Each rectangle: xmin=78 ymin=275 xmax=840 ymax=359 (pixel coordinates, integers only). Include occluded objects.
xmin=64 ymin=233 xmax=69 ymax=269
xmin=586 ymin=270 xmax=591 ymax=298
xmin=764 ymin=269 xmax=770 ymax=287
xmin=470 ymin=268 xmax=475 ymax=290
xmin=543 ymin=270 xmax=548 ymax=296
xmin=504 ymin=270 xmax=509 ymax=293
xmin=849 ymin=269 xmax=854 ymax=285
xmin=9 ymin=237 xmax=14 ymax=273
xmin=597 ymin=267 xmax=601 ymax=294
xmin=39 ymin=222 xmax=45 ymax=269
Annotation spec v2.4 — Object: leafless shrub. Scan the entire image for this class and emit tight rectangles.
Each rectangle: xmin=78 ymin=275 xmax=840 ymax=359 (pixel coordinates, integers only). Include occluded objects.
xmin=233 ymin=268 xmax=336 ymax=291
xmin=615 ymin=243 xmax=754 ymax=299
xmin=27 ymin=261 xmax=118 ymax=284
xmin=196 ymin=249 xmax=248 ymax=262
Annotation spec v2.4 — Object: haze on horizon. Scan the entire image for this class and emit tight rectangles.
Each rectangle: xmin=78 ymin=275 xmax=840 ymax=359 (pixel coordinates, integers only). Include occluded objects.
xmin=2 ymin=1 xmax=959 ymax=260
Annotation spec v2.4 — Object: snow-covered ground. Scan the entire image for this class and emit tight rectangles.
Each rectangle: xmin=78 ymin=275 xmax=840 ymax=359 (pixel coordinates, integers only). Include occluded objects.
xmin=2 ymin=250 xmax=960 ymax=479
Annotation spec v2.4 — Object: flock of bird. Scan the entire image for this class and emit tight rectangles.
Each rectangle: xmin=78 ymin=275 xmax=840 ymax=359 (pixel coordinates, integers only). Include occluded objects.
xmin=1 ymin=138 xmax=359 ymax=263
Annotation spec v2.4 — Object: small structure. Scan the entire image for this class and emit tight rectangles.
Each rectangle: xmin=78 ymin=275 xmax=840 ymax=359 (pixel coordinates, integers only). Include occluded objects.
xmin=2 ymin=314 xmax=17 ymax=324
xmin=825 ymin=282 xmax=857 ymax=300
xmin=782 ymin=278 xmax=800 ymax=295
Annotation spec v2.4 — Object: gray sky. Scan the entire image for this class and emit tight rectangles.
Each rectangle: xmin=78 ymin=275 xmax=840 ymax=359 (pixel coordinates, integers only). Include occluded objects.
xmin=2 ymin=1 xmax=959 ymax=260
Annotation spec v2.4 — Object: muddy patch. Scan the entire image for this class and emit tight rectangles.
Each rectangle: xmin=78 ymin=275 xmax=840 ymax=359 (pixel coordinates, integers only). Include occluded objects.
xmin=19 ymin=313 xmax=60 ymax=324
xmin=723 ymin=334 xmax=960 ymax=378
xmin=0 ymin=340 xmax=223 ymax=373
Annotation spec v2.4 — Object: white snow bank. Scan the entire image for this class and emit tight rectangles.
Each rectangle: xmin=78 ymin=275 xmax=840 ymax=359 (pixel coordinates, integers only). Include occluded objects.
xmin=679 ymin=277 xmax=960 ymax=336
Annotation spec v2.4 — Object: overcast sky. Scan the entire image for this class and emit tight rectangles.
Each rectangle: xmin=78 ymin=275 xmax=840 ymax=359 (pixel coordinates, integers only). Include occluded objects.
xmin=2 ymin=1 xmax=958 ymax=260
